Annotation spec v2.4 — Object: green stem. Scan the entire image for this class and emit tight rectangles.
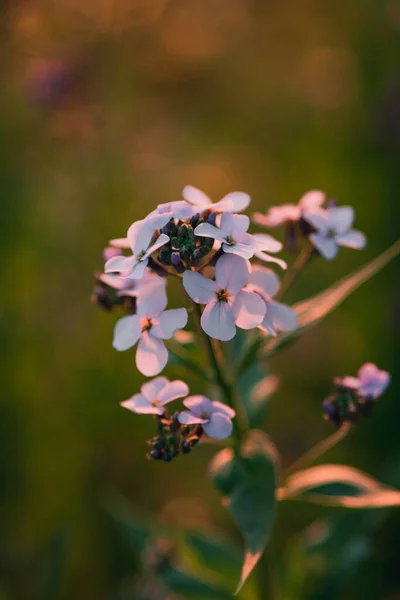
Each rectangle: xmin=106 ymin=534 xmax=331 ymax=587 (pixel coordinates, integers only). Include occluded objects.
xmin=282 ymin=422 xmax=351 ymax=480
xmin=276 ymin=243 xmax=314 ymax=301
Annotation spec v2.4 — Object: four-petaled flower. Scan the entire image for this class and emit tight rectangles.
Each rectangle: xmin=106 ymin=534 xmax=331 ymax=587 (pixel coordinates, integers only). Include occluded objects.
xmin=342 ymin=363 xmax=390 ymax=400
xmin=104 ymin=219 xmax=169 ymax=280
xmin=178 ymin=395 xmax=236 ymax=439
xmin=121 ymin=377 xmax=189 ymax=415
xmin=252 ymin=190 xmax=325 ymax=228
xmin=113 ymin=291 xmax=188 ymax=376
xmin=303 ymin=205 xmax=366 ymax=260
xmin=182 ymin=185 xmax=250 ymax=214
xmin=183 ymin=253 xmax=266 ymax=341
xmin=247 ymin=265 xmax=298 ymax=335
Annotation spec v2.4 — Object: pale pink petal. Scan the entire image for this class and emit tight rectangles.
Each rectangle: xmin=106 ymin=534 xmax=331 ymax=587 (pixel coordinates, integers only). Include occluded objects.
xmin=109 ymin=237 xmax=130 ymax=249
xmin=127 ymin=259 xmax=148 ymax=280
xmin=183 ymin=395 xmax=214 ymax=416
xmin=249 ymin=265 xmax=280 ymax=298
xmin=182 ymin=185 xmax=212 ymax=208
xmin=182 ymin=271 xmax=218 ymax=304
xmin=211 ymin=192 xmax=250 ymax=213
xmin=143 ymin=233 xmax=170 ymax=260
xmin=158 ymin=380 xmax=189 ymax=405
xmin=341 ymin=376 xmax=361 ymax=389
xmin=113 ymin=315 xmax=141 ymax=351
xmin=336 ymin=229 xmax=366 ymax=249
xmin=203 ymin=413 xmax=233 ymax=439
xmin=222 ymin=240 xmax=255 ymax=260
xmin=160 ymin=200 xmax=194 ymax=219
xmin=298 ymin=190 xmax=325 ymax=210
xmin=136 ymin=332 xmax=168 ymax=376
xmin=98 ymin=273 xmax=132 ymax=290
xmin=231 ymin=290 xmax=266 ymax=329
xmin=201 ymin=300 xmax=236 ymax=341
xmin=219 ymin=212 xmax=235 ymax=237
xmin=259 ymin=205 xmax=300 ymax=227
xmin=252 ymin=232 xmax=283 ymax=253
xmin=104 ymin=255 xmax=136 ymax=274
xmin=194 ymin=222 xmax=226 ymax=242
xmin=151 ymin=308 xmax=188 ymax=339
xmin=178 ymin=411 xmax=207 ymax=425
xmin=230 ymin=214 xmax=250 ymax=239
xmin=309 ymin=233 xmax=338 ymax=260
xmin=215 ymin=253 xmax=250 ymax=295
xmin=141 ymin=377 xmax=169 ymax=401
xmin=121 ymin=394 xmax=163 ymax=415
xmin=137 ymin=284 xmax=168 ymax=318
xmin=127 ymin=220 xmax=153 ymax=255
xmin=144 ymin=211 xmax=173 ymax=230
xmin=328 ymin=206 xmax=354 ymax=234
xmin=259 ymin=311 xmax=278 ymax=336
xmin=255 ymin=251 xmax=287 ymax=270
xmin=358 ymin=363 xmax=379 ymax=382
xmin=303 ymin=209 xmax=330 ymax=234
xmin=211 ymin=401 xmax=236 ymax=419
xmin=268 ymin=301 xmax=298 ymax=332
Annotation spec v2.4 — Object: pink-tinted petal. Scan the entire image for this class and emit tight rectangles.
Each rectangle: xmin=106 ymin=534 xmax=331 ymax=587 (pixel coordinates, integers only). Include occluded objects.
xmin=204 ymin=413 xmax=233 ymax=439
xmin=136 ymin=332 xmax=168 ymax=376
xmin=109 ymin=237 xmax=130 ymax=249
xmin=309 ymin=233 xmax=339 ymax=260
xmin=298 ymin=190 xmax=325 ymax=210
xmin=358 ymin=363 xmax=379 ymax=382
xmin=252 ymin=232 xmax=283 ymax=253
xmin=158 ymin=380 xmax=189 ymax=405
xmin=183 ymin=395 xmax=214 ymax=416
xmin=260 ymin=205 xmax=300 ymax=227
xmin=254 ymin=251 xmax=287 ymax=270
xmin=151 ymin=308 xmax=188 ymax=339
xmin=182 ymin=271 xmax=218 ymax=304
xmin=341 ymin=376 xmax=361 ymax=389
xmin=230 ymin=214 xmax=250 ymax=239
xmin=222 ymin=240 xmax=255 ymax=260
xmin=158 ymin=200 xmax=194 ymax=220
xmin=232 ymin=290 xmax=266 ymax=329
xmin=120 ymin=393 xmax=163 ymax=415
xmin=137 ymin=284 xmax=168 ymax=318
xmin=98 ymin=273 xmax=132 ymax=290
xmin=336 ymin=229 xmax=366 ymax=250
xmin=104 ymin=255 xmax=136 ymax=274
xmin=194 ymin=222 xmax=226 ymax=242
xmin=249 ymin=266 xmax=280 ymax=298
xmin=215 ymin=253 xmax=250 ymax=295
xmin=178 ymin=411 xmax=207 ymax=425
xmin=212 ymin=192 xmax=250 ymax=213
xmin=201 ymin=300 xmax=236 ymax=341
xmin=259 ymin=311 xmax=278 ymax=336
xmin=303 ymin=209 xmax=330 ymax=234
xmin=328 ymin=206 xmax=354 ymax=234
xmin=211 ymin=401 xmax=236 ymax=419
xmin=182 ymin=185 xmax=212 ymax=208
xmin=141 ymin=376 xmax=169 ymax=401
xmin=113 ymin=315 xmax=141 ymax=351
xmin=268 ymin=301 xmax=298 ymax=332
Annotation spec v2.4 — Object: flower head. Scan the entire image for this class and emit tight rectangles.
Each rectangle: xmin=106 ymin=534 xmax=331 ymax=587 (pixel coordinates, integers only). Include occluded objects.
xmin=303 ymin=205 xmax=366 ymax=260
xmin=121 ymin=377 xmax=189 ymax=415
xmin=178 ymin=395 xmax=235 ymax=439
xmin=247 ymin=266 xmax=298 ymax=335
xmin=182 ymin=185 xmax=250 ymax=214
xmin=252 ymin=190 xmax=325 ymax=228
xmin=112 ymin=291 xmax=188 ymax=376
xmin=183 ymin=254 xmax=265 ymax=341
xmin=341 ymin=363 xmax=390 ymax=400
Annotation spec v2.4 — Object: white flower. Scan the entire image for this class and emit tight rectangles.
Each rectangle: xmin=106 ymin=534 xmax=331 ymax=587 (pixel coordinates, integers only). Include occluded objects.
xmin=104 ymin=219 xmax=169 ymax=280
xmin=252 ymin=190 xmax=325 ymax=228
xmin=303 ymin=206 xmax=366 ymax=260
xmin=247 ymin=265 xmax=298 ymax=336
xmin=112 ymin=291 xmax=188 ymax=377
xmin=183 ymin=253 xmax=265 ymax=341
xmin=121 ymin=377 xmax=189 ymax=416
xmin=342 ymin=363 xmax=391 ymax=399
xmin=182 ymin=185 xmax=250 ymax=214
xmin=178 ymin=395 xmax=235 ymax=439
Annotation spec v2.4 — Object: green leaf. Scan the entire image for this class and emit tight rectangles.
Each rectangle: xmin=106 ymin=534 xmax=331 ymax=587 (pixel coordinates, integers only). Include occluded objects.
xmin=209 ymin=430 xmax=278 ymax=593
xmin=185 ymin=530 xmax=242 ymax=576
xmin=263 ymin=239 xmax=400 ymax=357
xmin=163 ymin=567 xmax=233 ymax=600
xmin=279 ymin=464 xmax=400 ymax=508
xmin=238 ymin=364 xmax=278 ymax=428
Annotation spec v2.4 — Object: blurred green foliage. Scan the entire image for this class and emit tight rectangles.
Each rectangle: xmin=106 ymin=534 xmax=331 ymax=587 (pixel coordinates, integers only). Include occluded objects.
xmin=0 ymin=0 xmax=399 ymax=598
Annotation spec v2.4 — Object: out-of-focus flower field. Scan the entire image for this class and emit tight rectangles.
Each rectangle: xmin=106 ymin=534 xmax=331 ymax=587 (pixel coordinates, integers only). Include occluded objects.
xmin=0 ymin=1 xmax=399 ymax=598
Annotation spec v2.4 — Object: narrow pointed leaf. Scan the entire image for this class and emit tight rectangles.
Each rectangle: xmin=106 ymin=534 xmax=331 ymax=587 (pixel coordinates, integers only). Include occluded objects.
xmin=163 ymin=567 xmax=233 ymax=599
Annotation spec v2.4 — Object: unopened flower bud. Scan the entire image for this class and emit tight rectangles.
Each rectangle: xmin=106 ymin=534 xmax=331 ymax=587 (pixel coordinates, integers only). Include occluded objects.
xmin=207 ymin=212 xmax=217 ymax=226
xmin=91 ymin=285 xmax=113 ymax=311
xmin=171 ymin=252 xmax=185 ymax=273
xmin=157 ymin=246 xmax=172 ymax=266
xmin=181 ymin=441 xmax=191 ymax=454
xmin=149 ymin=449 xmax=162 ymax=460
xmin=190 ymin=213 xmax=201 ymax=228
xmin=190 ymin=249 xmax=202 ymax=267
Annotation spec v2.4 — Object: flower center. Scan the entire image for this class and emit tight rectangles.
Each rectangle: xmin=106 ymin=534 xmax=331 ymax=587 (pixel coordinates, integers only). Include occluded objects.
xmin=326 ymin=229 xmax=336 ymax=239
xmin=142 ymin=318 xmax=153 ymax=332
xmin=200 ymin=412 xmax=210 ymax=420
xmin=151 ymin=399 xmax=161 ymax=407
xmin=217 ymin=289 xmax=229 ymax=303
xmin=225 ymin=235 xmax=234 ymax=245
xmin=137 ymin=249 xmax=147 ymax=260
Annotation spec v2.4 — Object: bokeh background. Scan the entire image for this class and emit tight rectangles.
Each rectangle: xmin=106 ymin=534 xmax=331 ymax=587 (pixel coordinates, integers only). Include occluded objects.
xmin=1 ymin=0 xmax=399 ymax=598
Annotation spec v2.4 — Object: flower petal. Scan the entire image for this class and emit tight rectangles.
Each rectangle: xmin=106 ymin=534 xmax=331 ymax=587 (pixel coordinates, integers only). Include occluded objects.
xmin=127 ymin=259 xmax=148 ymax=280
xmin=113 ymin=315 xmax=141 ymax=351
xmin=127 ymin=220 xmax=153 ymax=255
xmin=222 ymin=240 xmax=255 ymax=260
xmin=255 ymin=251 xmax=287 ymax=270
xmin=298 ymin=190 xmax=325 ymax=210
xmin=232 ymin=290 xmax=266 ymax=330
xmin=137 ymin=284 xmax=168 ymax=318
xmin=144 ymin=233 xmax=170 ymax=259
xmin=309 ymin=233 xmax=339 ymax=260
xmin=158 ymin=379 xmax=189 ymax=405
xmin=259 ymin=311 xmax=278 ymax=336
xmin=252 ymin=232 xmax=283 ymax=253
xmin=104 ymin=255 xmax=136 ymax=274
xmin=121 ymin=393 xmax=163 ymax=415
xmin=141 ymin=376 xmax=169 ymax=401
xmin=249 ymin=265 xmax=280 ymax=298
xmin=194 ymin=222 xmax=226 ymax=242
xmin=201 ymin=300 xmax=236 ymax=341
xmin=182 ymin=271 xmax=218 ymax=304
xmin=341 ymin=376 xmax=361 ymax=389
xmin=328 ymin=206 xmax=354 ymax=234
xmin=215 ymin=253 xmax=250 ymax=295
xmin=183 ymin=395 xmax=214 ymax=416
xmin=226 ymin=213 xmax=249 ymax=239
xmin=303 ymin=209 xmax=330 ymax=234
xmin=136 ymin=332 xmax=168 ymax=376
xmin=212 ymin=192 xmax=250 ymax=213
xmin=182 ymin=185 xmax=212 ymax=208
xmin=151 ymin=308 xmax=188 ymax=339
xmin=268 ymin=301 xmax=298 ymax=332
xmin=336 ymin=229 xmax=366 ymax=250
xmin=203 ymin=413 xmax=233 ymax=440
xmin=178 ymin=411 xmax=207 ymax=425
xmin=109 ymin=237 xmax=130 ymax=249
xmin=211 ymin=401 xmax=236 ymax=419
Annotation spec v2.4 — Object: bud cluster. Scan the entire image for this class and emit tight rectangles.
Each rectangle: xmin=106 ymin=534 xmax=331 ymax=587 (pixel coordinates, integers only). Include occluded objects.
xmin=147 ymin=411 xmax=202 ymax=462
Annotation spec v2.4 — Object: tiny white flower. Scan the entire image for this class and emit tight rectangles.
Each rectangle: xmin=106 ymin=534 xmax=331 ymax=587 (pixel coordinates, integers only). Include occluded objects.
xmin=342 ymin=363 xmax=390 ymax=399
xmin=247 ymin=265 xmax=298 ymax=336
xmin=178 ymin=395 xmax=236 ymax=440
xmin=104 ymin=219 xmax=169 ymax=280
xmin=252 ymin=190 xmax=325 ymax=228
xmin=121 ymin=377 xmax=189 ymax=416
xmin=182 ymin=185 xmax=250 ymax=214
xmin=112 ymin=292 xmax=188 ymax=377
xmin=183 ymin=253 xmax=265 ymax=341
xmin=303 ymin=205 xmax=366 ymax=260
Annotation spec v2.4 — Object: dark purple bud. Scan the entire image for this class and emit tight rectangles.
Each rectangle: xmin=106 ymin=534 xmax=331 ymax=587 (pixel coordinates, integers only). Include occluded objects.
xmin=190 ymin=213 xmax=201 ymax=228
xmin=181 ymin=441 xmax=191 ymax=454
xmin=207 ymin=212 xmax=217 ymax=226
xmin=284 ymin=222 xmax=299 ymax=253
xmin=149 ymin=449 xmax=162 ymax=460
xmin=171 ymin=252 xmax=185 ymax=273
xmin=191 ymin=249 xmax=202 ymax=267
xmin=163 ymin=452 xmax=172 ymax=462
xmin=91 ymin=285 xmax=113 ymax=311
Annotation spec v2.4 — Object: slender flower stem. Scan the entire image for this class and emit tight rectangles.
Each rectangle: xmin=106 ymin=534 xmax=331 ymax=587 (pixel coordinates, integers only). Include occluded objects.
xmin=282 ymin=422 xmax=351 ymax=480
xmin=275 ymin=243 xmax=314 ymax=301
